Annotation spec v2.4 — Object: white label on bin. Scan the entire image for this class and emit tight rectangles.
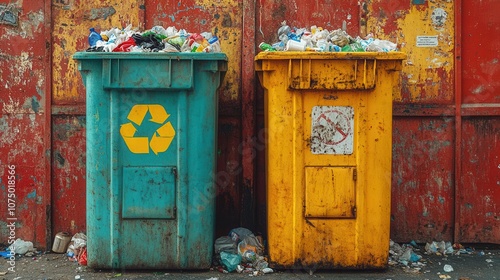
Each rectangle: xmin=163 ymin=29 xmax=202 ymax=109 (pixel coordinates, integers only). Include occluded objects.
xmin=311 ymin=106 xmax=354 ymax=155
xmin=416 ymin=36 xmax=438 ymax=47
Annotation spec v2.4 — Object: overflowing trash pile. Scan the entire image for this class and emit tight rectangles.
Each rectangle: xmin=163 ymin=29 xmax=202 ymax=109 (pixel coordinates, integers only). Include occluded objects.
xmin=85 ymin=24 xmax=222 ymax=53
xmin=259 ymin=20 xmax=398 ymax=52
xmin=388 ymin=239 xmax=476 ymax=275
xmin=66 ymin=232 xmax=87 ymax=266
xmin=212 ymin=227 xmax=274 ymax=276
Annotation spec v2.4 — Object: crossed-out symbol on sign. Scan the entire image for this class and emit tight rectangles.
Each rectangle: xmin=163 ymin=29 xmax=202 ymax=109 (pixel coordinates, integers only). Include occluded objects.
xmin=316 ymin=110 xmax=351 ymax=145
xmin=120 ymin=104 xmax=176 ymax=155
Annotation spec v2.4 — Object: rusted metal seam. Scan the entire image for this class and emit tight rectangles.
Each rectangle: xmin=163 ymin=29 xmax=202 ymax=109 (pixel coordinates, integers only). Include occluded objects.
xmin=454 ymin=0 xmax=462 ymax=243
xmin=241 ymin=0 xmax=256 ymax=227
xmin=44 ymin=0 xmax=53 ymax=250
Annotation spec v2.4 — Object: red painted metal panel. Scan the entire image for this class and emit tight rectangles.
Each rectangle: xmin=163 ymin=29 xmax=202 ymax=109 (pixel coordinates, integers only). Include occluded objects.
xmin=145 ymin=1 xmax=249 ymax=230
xmin=0 ymin=115 xmax=46 ymax=244
xmin=215 ymin=118 xmax=242 ymax=236
xmin=461 ymin=0 xmax=500 ymax=104
xmin=459 ymin=118 xmax=500 ymax=243
xmin=51 ymin=1 xmax=145 ymax=250
xmin=454 ymin=0 xmax=463 ymax=244
xmin=51 ymin=116 xmax=86 ymax=235
xmin=391 ymin=117 xmax=455 ymax=243
xmin=457 ymin=0 xmax=500 ymax=244
xmin=241 ymin=0 xmax=257 ymax=230
xmin=0 ymin=1 xmax=49 ymax=248
xmin=256 ymin=0 xmax=360 ymax=44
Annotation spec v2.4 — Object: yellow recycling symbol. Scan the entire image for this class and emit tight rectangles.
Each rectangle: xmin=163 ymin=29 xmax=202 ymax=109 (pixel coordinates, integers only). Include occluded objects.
xmin=120 ymin=104 xmax=175 ymax=155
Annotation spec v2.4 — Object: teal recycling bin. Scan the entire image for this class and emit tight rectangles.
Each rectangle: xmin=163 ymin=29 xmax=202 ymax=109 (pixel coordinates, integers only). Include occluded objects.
xmin=74 ymin=52 xmax=227 ymax=269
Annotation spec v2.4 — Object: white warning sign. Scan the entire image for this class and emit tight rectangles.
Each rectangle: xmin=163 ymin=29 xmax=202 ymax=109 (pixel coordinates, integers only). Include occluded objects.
xmin=416 ymin=35 xmax=438 ymax=47
xmin=311 ymin=106 xmax=354 ymax=155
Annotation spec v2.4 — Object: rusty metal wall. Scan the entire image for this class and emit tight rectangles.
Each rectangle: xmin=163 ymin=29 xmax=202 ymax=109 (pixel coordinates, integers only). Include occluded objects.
xmin=457 ymin=0 xmax=500 ymax=243
xmin=143 ymin=0 xmax=247 ymax=236
xmin=364 ymin=0 xmax=456 ymax=243
xmin=1 ymin=0 xmax=498 ymax=249
xmin=50 ymin=0 xmax=144 ymax=241
xmin=0 ymin=1 xmax=51 ymax=248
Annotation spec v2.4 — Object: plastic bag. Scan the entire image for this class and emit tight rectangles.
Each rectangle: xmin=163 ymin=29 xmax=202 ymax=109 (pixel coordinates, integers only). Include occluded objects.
xmin=8 ymin=238 xmax=34 ymax=255
xmin=237 ymin=235 xmax=264 ymax=256
xmin=67 ymin=232 xmax=87 ymax=261
xmin=78 ymin=247 xmax=88 ymax=266
xmin=71 ymin=233 xmax=87 ymax=248
xmin=365 ymin=39 xmax=397 ymax=52
xmin=214 ymin=236 xmax=237 ymax=254
xmin=229 ymin=227 xmax=254 ymax=243
xmin=329 ymin=29 xmax=350 ymax=47
xmin=220 ymin=251 xmax=241 ymax=272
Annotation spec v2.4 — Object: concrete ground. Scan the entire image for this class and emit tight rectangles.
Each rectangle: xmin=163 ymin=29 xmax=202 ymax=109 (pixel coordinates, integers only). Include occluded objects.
xmin=0 ymin=247 xmax=498 ymax=280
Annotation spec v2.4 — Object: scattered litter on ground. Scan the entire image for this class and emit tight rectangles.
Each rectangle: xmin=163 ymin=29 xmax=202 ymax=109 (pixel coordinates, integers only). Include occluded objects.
xmin=443 ymin=264 xmax=454 ymax=272
xmin=8 ymin=238 xmax=35 ymax=255
xmin=388 ymin=239 xmax=485 ymax=274
xmin=66 ymin=232 xmax=87 ymax=266
xmin=213 ymin=227 xmax=273 ymax=276
xmin=0 ymin=251 xmax=12 ymax=259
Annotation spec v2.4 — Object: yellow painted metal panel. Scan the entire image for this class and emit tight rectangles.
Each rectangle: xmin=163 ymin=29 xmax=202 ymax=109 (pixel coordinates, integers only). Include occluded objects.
xmin=256 ymin=52 xmax=405 ymax=269
xmin=52 ymin=1 xmax=144 ymax=104
xmin=365 ymin=2 xmax=454 ymax=102
xmin=305 ymin=167 xmax=356 ymax=218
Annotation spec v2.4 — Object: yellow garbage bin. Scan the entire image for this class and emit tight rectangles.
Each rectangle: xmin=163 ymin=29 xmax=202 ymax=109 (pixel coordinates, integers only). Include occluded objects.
xmin=255 ymin=52 xmax=405 ymax=269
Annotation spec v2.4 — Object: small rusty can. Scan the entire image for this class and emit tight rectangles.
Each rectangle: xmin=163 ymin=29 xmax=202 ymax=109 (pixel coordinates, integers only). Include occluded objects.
xmin=52 ymin=232 xmax=71 ymax=253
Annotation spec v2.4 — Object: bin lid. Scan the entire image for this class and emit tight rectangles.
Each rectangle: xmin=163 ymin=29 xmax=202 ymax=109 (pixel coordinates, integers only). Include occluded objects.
xmin=255 ymin=51 xmax=406 ymax=61
xmin=73 ymin=52 xmax=228 ymax=61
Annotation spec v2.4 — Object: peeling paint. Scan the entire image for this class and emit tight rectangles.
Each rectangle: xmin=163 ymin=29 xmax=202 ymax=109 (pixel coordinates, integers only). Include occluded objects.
xmin=27 ymin=190 xmax=36 ymax=199
xmin=31 ymin=96 xmax=40 ymax=113
xmin=431 ymin=8 xmax=447 ymax=27
xmin=87 ymin=6 xmax=116 ymax=20
xmin=0 ymin=4 xmax=18 ymax=26
xmin=53 ymin=1 xmax=143 ymax=103
xmin=368 ymin=2 xmax=454 ymax=103
xmin=438 ymin=196 xmax=445 ymax=204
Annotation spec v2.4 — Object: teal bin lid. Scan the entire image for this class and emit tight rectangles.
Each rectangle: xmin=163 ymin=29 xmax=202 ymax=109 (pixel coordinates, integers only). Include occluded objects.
xmin=73 ymin=52 xmax=228 ymax=61
xmin=73 ymin=52 xmax=228 ymax=91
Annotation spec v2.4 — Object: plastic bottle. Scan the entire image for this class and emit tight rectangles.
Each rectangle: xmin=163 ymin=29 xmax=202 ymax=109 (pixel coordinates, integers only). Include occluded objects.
xmin=253 ymin=258 xmax=269 ymax=270
xmin=278 ymin=21 xmax=291 ymax=43
xmin=259 ymin=42 xmax=276 ymax=52
xmin=208 ymin=36 xmax=222 ymax=52
xmin=88 ymin=28 xmax=103 ymax=47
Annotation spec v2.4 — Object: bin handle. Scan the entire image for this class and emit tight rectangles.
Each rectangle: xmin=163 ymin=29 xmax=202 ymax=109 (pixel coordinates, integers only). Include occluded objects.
xmin=287 ymin=58 xmax=377 ymax=90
